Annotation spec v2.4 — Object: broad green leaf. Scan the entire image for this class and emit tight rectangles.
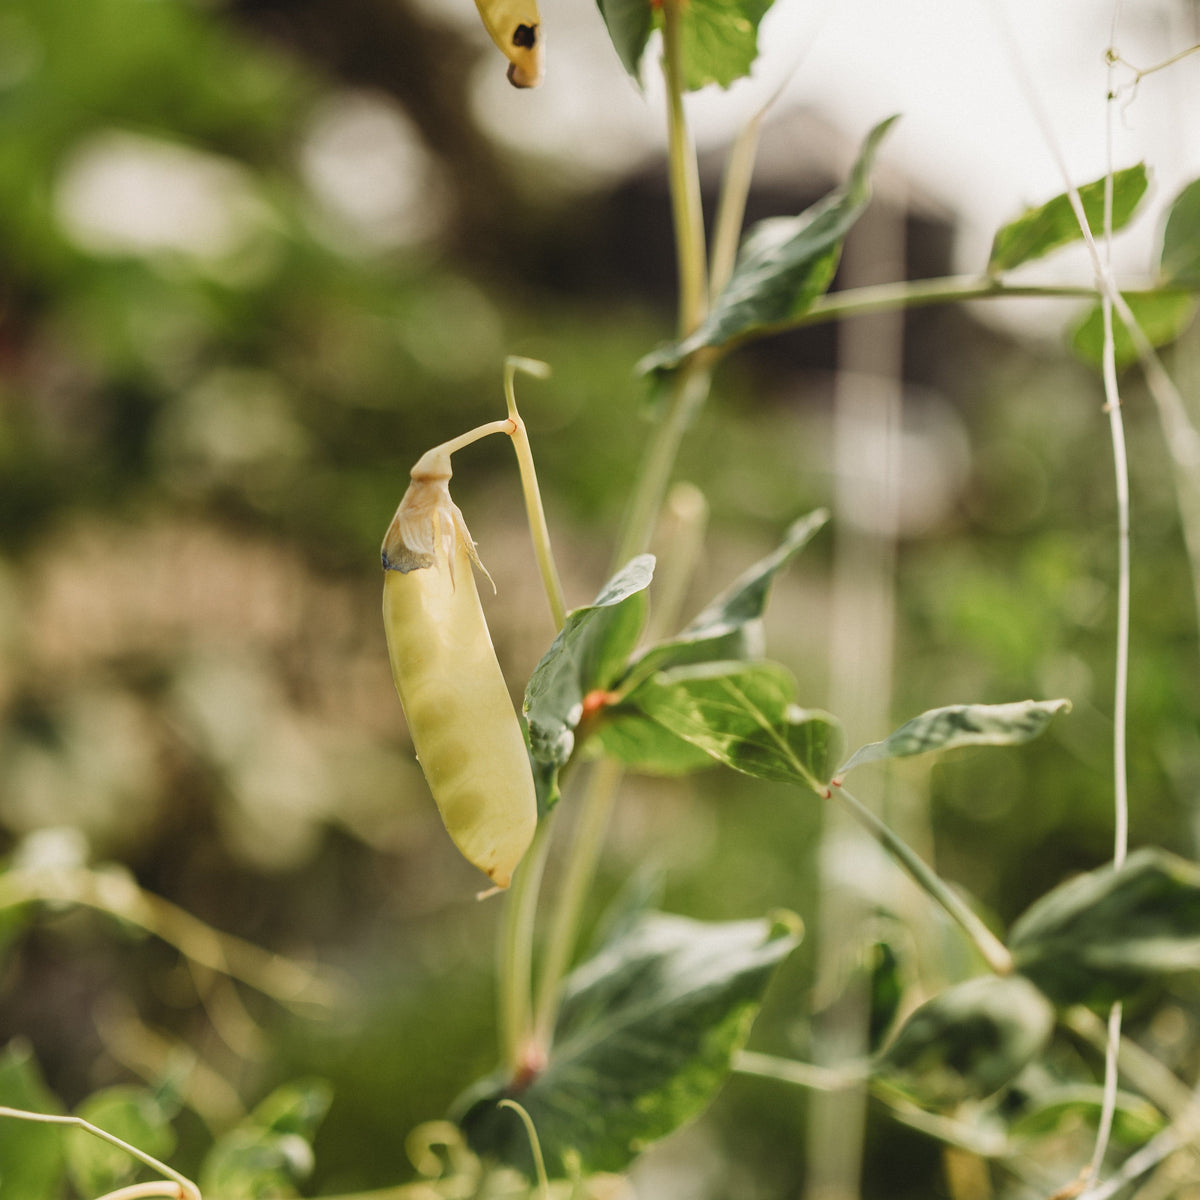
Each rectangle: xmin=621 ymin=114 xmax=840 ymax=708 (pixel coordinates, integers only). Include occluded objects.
xmin=67 ymin=1085 xmax=176 ymax=1198
xmin=1071 ymin=290 xmax=1197 ymax=370
xmin=597 ymin=0 xmax=654 ymax=82
xmin=877 ymin=975 xmax=1054 ymax=1106
xmin=640 ymin=117 xmax=898 ymax=374
xmin=524 ymin=555 xmax=655 ymax=808
xmin=837 ymin=699 xmax=1071 ymax=776
xmin=987 ymin=165 xmax=1149 ymax=274
xmin=593 ymin=709 xmax=718 ymax=775
xmin=200 ymin=1080 xmax=331 ymax=1200
xmin=1010 ymin=847 xmax=1200 ymax=1008
xmin=626 ymin=509 xmax=828 ymax=685
xmin=627 ymin=660 xmax=842 ymax=791
xmin=1008 ymin=1085 xmax=1163 ymax=1147
xmin=1160 ymin=177 xmax=1200 ymax=287
xmin=457 ymin=911 xmax=800 ymax=1176
xmin=678 ymin=0 xmax=775 ymax=91
xmin=0 ymin=1041 xmax=64 ymax=1200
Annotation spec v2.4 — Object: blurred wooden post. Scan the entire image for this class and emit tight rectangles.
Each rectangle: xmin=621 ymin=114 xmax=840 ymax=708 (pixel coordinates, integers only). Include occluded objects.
xmin=806 ymin=181 xmax=906 ymax=1200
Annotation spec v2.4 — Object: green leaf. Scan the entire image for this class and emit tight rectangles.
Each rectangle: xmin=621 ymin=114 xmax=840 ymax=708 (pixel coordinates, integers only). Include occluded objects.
xmin=987 ymin=165 xmax=1149 ymax=274
xmin=627 ymin=660 xmax=842 ymax=791
xmin=596 ymin=0 xmax=654 ymax=82
xmin=200 ymin=1080 xmax=331 ymax=1200
xmin=1160 ymin=177 xmax=1200 ymax=287
xmin=524 ymin=555 xmax=655 ymax=808
xmin=1010 ymin=847 xmax=1200 ymax=1008
xmin=640 ymin=117 xmax=898 ymax=374
xmin=678 ymin=0 xmax=775 ymax=91
xmin=457 ymin=911 xmax=800 ymax=1176
xmin=0 ymin=1041 xmax=64 ymax=1200
xmin=1008 ymin=1085 xmax=1164 ymax=1147
xmin=627 ymin=509 xmax=828 ymax=684
xmin=837 ymin=699 xmax=1071 ymax=776
xmin=1071 ymin=290 xmax=1197 ymax=370
xmin=67 ymin=1085 xmax=177 ymax=1198
xmin=877 ymin=975 xmax=1054 ymax=1106
xmin=593 ymin=709 xmax=718 ymax=775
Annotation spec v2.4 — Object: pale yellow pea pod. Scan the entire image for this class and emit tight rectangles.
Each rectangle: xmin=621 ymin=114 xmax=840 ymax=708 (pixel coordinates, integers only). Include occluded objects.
xmin=473 ymin=0 xmax=544 ymax=88
xmin=381 ymin=443 xmax=536 ymax=889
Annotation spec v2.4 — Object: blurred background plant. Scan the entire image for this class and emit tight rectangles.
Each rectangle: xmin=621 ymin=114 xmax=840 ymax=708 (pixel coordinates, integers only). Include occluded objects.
xmin=2 ymin=0 xmax=1200 ymax=1196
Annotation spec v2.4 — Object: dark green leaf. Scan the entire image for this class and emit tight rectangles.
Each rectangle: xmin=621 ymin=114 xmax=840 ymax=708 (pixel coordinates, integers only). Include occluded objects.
xmin=1160 ymin=177 xmax=1200 ymax=287
xmin=524 ymin=556 xmax=655 ymax=808
xmin=200 ymin=1080 xmax=331 ymax=1200
xmin=1010 ymin=847 xmax=1200 ymax=1007
xmin=596 ymin=0 xmax=654 ymax=82
xmin=1071 ymin=290 xmax=1197 ymax=370
xmin=627 ymin=509 xmax=828 ymax=684
xmin=678 ymin=0 xmax=774 ymax=91
xmin=67 ymin=1085 xmax=176 ymax=1197
xmin=1008 ymin=1085 xmax=1163 ymax=1147
xmin=457 ymin=911 xmax=800 ymax=1176
xmin=628 ymin=660 xmax=842 ymax=791
xmin=987 ymin=165 xmax=1149 ymax=274
xmin=837 ymin=699 xmax=1071 ymax=775
xmin=877 ymin=976 xmax=1054 ymax=1106
xmin=640 ymin=117 xmax=898 ymax=373
xmin=0 ymin=1041 xmax=64 ymax=1200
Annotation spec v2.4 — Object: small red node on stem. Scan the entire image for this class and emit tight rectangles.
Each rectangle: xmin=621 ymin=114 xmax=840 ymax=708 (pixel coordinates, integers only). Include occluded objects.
xmin=580 ymin=689 xmax=616 ymax=722
xmin=513 ymin=1040 xmax=549 ymax=1090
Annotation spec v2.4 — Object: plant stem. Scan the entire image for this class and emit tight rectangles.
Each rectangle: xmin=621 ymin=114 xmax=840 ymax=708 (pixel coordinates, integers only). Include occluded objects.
xmin=503 ymin=356 xmax=567 ymax=629
xmin=660 ymin=0 xmax=707 ymax=336
xmin=0 ymin=1107 xmax=200 ymax=1200
xmin=532 ymin=756 xmax=625 ymax=1046
xmin=831 ymin=783 xmax=1014 ymax=976
xmin=499 ymin=818 xmax=553 ymax=1072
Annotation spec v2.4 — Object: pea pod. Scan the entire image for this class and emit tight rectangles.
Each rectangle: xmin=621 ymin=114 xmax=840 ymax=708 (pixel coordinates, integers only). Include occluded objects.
xmin=382 ymin=440 xmax=536 ymax=888
xmin=473 ymin=0 xmax=544 ymax=88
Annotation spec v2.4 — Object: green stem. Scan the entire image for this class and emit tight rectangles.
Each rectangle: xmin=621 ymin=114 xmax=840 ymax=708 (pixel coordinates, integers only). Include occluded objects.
xmin=0 ymin=1107 xmax=200 ymax=1200
xmin=709 ymin=109 xmax=764 ymax=300
xmin=613 ymin=358 xmax=713 ymax=568
xmin=503 ymin=356 xmax=567 ymax=629
xmin=532 ymin=756 xmax=625 ymax=1047
xmin=661 ymin=0 xmax=707 ymax=336
xmin=831 ymin=782 xmax=1014 ymax=976
xmin=499 ymin=818 xmax=554 ymax=1073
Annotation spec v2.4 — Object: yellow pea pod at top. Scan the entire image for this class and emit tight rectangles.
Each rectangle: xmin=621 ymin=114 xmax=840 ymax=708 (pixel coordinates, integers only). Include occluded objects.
xmin=474 ymin=0 xmax=544 ymax=88
xmin=381 ymin=437 xmax=536 ymax=889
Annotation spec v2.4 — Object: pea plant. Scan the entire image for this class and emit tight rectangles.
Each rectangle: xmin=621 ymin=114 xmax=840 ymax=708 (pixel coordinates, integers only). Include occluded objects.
xmin=6 ymin=0 xmax=1200 ymax=1197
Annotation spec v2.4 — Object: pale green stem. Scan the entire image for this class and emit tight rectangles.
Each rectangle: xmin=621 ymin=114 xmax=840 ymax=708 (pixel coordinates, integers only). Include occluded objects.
xmin=100 ymin=1186 xmax=192 ymax=1200
xmin=0 ymin=869 xmax=341 ymax=1012
xmin=504 ymin=357 xmax=567 ymax=629
xmin=0 ymin=1107 xmax=200 ymax=1200
xmin=497 ymin=1100 xmax=551 ymax=1199
xmin=709 ymin=111 xmax=764 ymax=300
xmin=830 ymin=783 xmax=1013 ymax=976
xmin=533 ymin=756 xmax=625 ymax=1047
xmin=660 ymin=0 xmax=707 ymax=336
xmin=500 ymin=818 xmax=554 ymax=1073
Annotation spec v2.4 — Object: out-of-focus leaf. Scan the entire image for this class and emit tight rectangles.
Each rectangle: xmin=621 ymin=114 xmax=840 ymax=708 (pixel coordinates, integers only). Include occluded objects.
xmin=597 ymin=0 xmax=654 ymax=82
xmin=200 ymin=1080 xmax=331 ymax=1200
xmin=987 ymin=165 xmax=1148 ymax=274
xmin=1160 ymin=177 xmax=1200 ymax=287
xmin=837 ymin=699 xmax=1070 ymax=776
xmin=457 ymin=911 xmax=800 ymax=1176
xmin=1009 ymin=1085 xmax=1164 ymax=1147
xmin=628 ymin=660 xmax=842 ymax=791
xmin=524 ymin=555 xmax=655 ymax=808
xmin=0 ymin=1041 xmax=64 ymax=1200
xmin=1071 ymin=290 xmax=1197 ymax=370
xmin=626 ymin=509 xmax=827 ymax=684
xmin=877 ymin=975 xmax=1054 ymax=1106
xmin=67 ymin=1085 xmax=177 ymax=1198
xmin=678 ymin=0 xmax=775 ymax=91
xmin=1010 ymin=847 xmax=1200 ymax=1007
xmin=640 ymin=117 xmax=898 ymax=373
